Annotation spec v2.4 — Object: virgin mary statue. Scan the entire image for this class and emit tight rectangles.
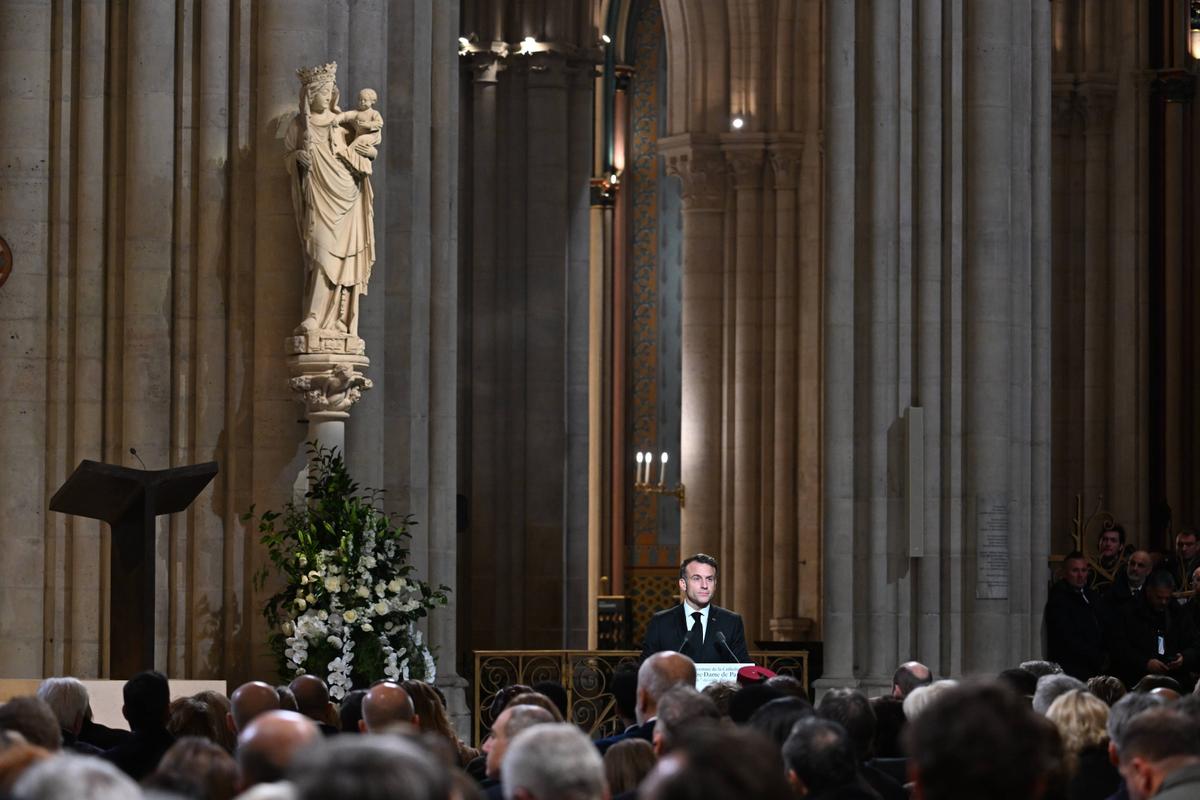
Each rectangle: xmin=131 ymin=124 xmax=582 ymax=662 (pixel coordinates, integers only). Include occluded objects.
xmin=284 ymin=62 xmax=378 ymax=339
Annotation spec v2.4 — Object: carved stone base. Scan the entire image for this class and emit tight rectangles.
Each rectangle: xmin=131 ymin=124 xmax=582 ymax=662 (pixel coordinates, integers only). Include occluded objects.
xmin=285 ymin=329 xmax=366 ymax=357
xmin=287 ymin=353 xmax=372 ymax=421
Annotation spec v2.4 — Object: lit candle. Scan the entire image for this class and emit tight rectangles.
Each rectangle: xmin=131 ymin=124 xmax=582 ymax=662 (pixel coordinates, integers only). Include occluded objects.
xmin=659 ymin=452 xmax=668 ymax=485
xmin=635 ymin=451 xmax=644 ymax=485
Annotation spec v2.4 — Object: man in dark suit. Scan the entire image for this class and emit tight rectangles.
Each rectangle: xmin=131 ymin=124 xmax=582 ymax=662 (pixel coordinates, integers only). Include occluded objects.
xmin=641 ymin=553 xmax=751 ymax=664
xmin=1044 ymin=550 xmax=1107 ymax=681
xmin=594 ymin=651 xmax=695 ymax=754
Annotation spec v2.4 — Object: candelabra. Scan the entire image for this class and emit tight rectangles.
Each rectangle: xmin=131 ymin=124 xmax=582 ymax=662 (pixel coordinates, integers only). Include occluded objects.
xmin=633 ymin=451 xmax=686 ymax=508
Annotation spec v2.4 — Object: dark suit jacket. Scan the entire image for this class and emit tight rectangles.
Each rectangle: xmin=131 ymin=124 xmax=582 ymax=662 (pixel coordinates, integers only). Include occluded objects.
xmin=641 ymin=604 xmax=750 ymax=664
xmin=1044 ymin=579 xmax=1107 ymax=681
xmin=594 ymin=719 xmax=655 ymax=754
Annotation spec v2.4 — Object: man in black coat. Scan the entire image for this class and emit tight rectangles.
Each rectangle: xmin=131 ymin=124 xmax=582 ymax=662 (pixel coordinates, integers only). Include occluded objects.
xmin=1108 ymin=569 xmax=1200 ymax=691
xmin=641 ymin=553 xmax=751 ymax=664
xmin=101 ymin=670 xmax=175 ymax=781
xmin=1044 ymin=551 xmax=1107 ymax=681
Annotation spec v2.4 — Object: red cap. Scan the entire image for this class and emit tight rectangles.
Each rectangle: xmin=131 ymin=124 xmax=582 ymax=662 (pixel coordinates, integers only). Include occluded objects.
xmin=736 ymin=665 xmax=777 ymax=685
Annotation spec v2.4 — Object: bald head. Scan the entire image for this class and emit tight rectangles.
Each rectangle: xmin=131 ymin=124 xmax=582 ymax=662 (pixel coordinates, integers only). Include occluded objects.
xmin=229 ymin=681 xmax=280 ymax=733
xmin=360 ymin=682 xmax=417 ymax=733
xmin=637 ymin=652 xmax=697 ymax=724
xmin=237 ymin=710 xmax=320 ymax=788
xmin=289 ymin=675 xmax=331 ymax=722
xmin=892 ymin=661 xmax=932 ymax=699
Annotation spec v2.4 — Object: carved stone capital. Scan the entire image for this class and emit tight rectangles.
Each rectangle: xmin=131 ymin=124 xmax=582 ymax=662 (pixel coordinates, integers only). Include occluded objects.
xmin=767 ymin=145 xmax=804 ymax=190
xmin=720 ymin=133 xmax=768 ymax=190
xmin=660 ymin=136 xmax=726 ymax=211
xmin=288 ymin=354 xmax=372 ymax=420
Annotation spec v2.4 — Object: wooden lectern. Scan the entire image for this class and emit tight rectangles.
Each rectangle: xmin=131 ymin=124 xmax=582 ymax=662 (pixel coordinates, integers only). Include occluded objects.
xmin=49 ymin=460 xmax=218 ymax=677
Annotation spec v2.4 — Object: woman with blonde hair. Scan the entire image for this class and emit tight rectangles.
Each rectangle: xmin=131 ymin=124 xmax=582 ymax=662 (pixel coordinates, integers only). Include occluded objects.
xmin=1045 ymin=689 xmax=1119 ymax=800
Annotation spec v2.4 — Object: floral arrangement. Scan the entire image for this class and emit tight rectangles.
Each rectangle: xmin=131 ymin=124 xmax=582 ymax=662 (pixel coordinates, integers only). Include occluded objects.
xmin=247 ymin=445 xmax=449 ymax=698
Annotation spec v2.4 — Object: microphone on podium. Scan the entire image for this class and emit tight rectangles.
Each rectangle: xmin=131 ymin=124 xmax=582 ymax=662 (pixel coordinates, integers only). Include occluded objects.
xmin=714 ymin=631 xmax=739 ymax=663
xmin=129 ymin=448 xmax=148 ymax=470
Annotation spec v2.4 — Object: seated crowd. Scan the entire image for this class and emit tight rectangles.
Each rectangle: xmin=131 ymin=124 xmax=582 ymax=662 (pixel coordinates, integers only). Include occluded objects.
xmin=1 ymin=653 xmax=1199 ymax=800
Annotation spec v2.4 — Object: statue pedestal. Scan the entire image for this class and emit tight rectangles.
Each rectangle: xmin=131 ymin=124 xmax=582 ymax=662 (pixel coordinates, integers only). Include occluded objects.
xmin=286 ymin=345 xmax=372 ymax=455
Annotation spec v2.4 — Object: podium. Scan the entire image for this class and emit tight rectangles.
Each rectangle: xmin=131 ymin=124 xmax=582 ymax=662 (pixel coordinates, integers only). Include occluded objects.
xmin=49 ymin=460 xmax=218 ymax=677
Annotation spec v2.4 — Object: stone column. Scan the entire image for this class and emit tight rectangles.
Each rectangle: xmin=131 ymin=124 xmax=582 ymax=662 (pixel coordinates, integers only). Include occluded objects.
xmin=720 ymin=135 xmax=766 ymax=631
xmin=768 ymin=140 xmax=805 ymax=639
xmin=661 ymin=136 xmax=726 ymax=560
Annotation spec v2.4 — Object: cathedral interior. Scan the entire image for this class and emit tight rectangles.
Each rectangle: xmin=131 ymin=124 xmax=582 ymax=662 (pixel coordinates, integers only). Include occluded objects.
xmin=1 ymin=0 xmax=1199 ymax=705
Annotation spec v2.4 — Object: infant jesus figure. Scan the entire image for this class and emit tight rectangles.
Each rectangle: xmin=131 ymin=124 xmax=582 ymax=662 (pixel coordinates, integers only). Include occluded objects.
xmin=340 ymin=88 xmax=383 ymax=177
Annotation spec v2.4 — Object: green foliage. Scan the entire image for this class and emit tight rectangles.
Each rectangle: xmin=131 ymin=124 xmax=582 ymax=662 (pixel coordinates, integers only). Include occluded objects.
xmin=244 ymin=444 xmax=450 ymax=696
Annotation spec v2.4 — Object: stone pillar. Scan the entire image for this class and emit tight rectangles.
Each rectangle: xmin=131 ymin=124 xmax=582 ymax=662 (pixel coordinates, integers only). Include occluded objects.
xmin=720 ymin=135 xmax=766 ymax=630
xmin=661 ymin=136 xmax=726 ymax=560
xmin=821 ymin=0 xmax=1052 ymax=689
xmin=768 ymin=140 xmax=806 ymax=640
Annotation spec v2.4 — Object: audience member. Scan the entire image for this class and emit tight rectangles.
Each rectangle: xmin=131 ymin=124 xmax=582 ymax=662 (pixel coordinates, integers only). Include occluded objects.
xmin=11 ymin=753 xmax=140 ymax=800
xmin=1045 ymin=551 xmax=1107 ymax=680
xmin=1033 ymin=673 xmax=1087 ymax=715
xmin=1160 ymin=529 xmax=1200 ymax=591
xmin=338 ymin=689 xmax=367 ymax=734
xmin=102 ymin=670 xmax=175 ymax=781
xmin=145 ymin=735 xmax=239 ymax=800
xmin=595 ymin=651 xmax=695 ymax=753
xmin=482 ymin=704 xmax=555 ymax=796
xmin=610 ymin=666 xmax=640 ymax=731
xmin=906 ymin=682 xmax=1064 ymax=800
xmin=652 ymin=685 xmax=719 ymax=755
xmin=359 ymin=681 xmax=417 ymax=733
xmin=229 ymin=680 xmax=283 ymax=735
xmin=747 ymin=695 xmax=814 ymax=749
xmin=236 ymin=709 xmax=320 ymax=791
xmin=643 ymin=724 xmax=792 ymax=799
xmin=1106 ymin=691 xmax=1167 ymax=769
xmin=997 ymin=667 xmax=1039 ymax=700
xmin=1086 ymin=675 xmax=1127 ymax=706
xmin=603 ymin=738 xmax=655 ymax=796
xmin=78 ymin=703 xmax=132 ymax=752
xmin=1116 ymin=708 xmax=1200 ymax=800
xmin=727 ymin=683 xmax=784 ymax=724
xmin=1131 ymin=674 xmax=1183 ymax=694
xmin=193 ymin=688 xmax=237 ymax=753
xmin=699 ymin=681 xmax=739 ymax=718
xmin=891 ymin=661 xmax=932 ymax=699
xmin=1091 ymin=525 xmax=1130 ymax=594
xmin=501 ymin=724 xmax=606 ymax=800
xmin=36 ymin=677 xmax=102 ymax=755
xmin=288 ymin=734 xmax=451 ymax=800
xmin=0 ymin=743 xmax=51 ymax=794
xmin=783 ymin=717 xmax=875 ymax=799
xmin=1045 ymin=689 xmax=1120 ymax=800
xmin=167 ymin=696 xmax=222 ymax=743
xmin=0 ymin=698 xmax=61 ymax=752
xmin=504 ymin=692 xmax=564 ymax=723
xmin=530 ymin=681 xmax=569 ymax=720
xmin=288 ymin=675 xmax=338 ymax=735
xmin=867 ymin=695 xmax=906 ymax=759
xmin=1110 ymin=569 xmax=1199 ymax=690
xmin=900 ymin=679 xmax=957 ymax=721
xmin=488 ymin=685 xmax=534 ymax=722
xmin=402 ymin=679 xmax=481 ymax=767
xmin=1021 ymin=660 xmax=1065 ymax=678
xmin=817 ymin=689 xmax=905 ymax=800
xmin=275 ymin=685 xmax=299 ymax=712
xmin=764 ymin=674 xmax=807 ymax=698
xmin=1106 ymin=550 xmax=1154 ymax=609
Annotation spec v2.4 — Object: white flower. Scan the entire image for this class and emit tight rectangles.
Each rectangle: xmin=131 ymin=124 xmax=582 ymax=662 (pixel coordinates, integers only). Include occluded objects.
xmin=300 ymin=575 xmax=309 ymax=585
xmin=343 ymin=609 xmax=358 ymax=623
xmin=318 ymin=610 xmax=328 ymax=621
xmin=375 ymin=581 xmax=387 ymax=596
xmin=325 ymin=576 xmax=341 ymax=593
xmin=298 ymin=554 xmax=308 ymax=567
xmin=356 ymin=586 xmax=371 ymax=598
xmin=295 ymin=597 xmax=307 ymax=610
xmin=374 ymin=600 xmax=389 ymax=616
xmin=327 ymin=635 xmax=343 ymax=648
xmin=305 ymin=593 xmax=316 ymax=604
xmin=388 ymin=579 xmax=403 ymax=594
xmin=363 ymin=556 xmax=377 ymax=569
xmin=361 ymin=622 xmax=373 ymax=632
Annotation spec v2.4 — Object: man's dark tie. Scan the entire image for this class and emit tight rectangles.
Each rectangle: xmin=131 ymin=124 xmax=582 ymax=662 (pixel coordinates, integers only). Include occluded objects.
xmin=687 ymin=611 xmax=703 ymax=652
